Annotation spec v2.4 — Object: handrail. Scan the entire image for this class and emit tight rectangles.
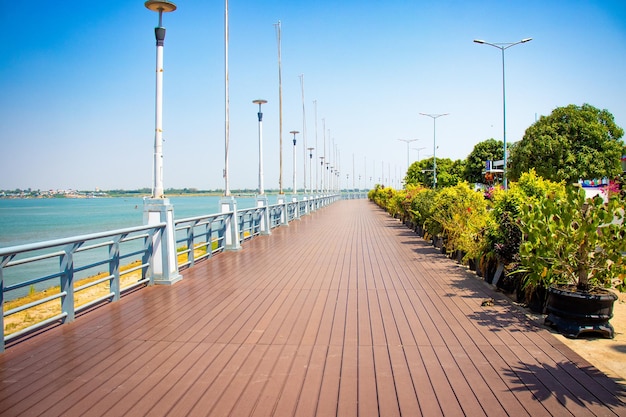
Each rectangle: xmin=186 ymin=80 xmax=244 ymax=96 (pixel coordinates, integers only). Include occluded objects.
xmin=0 ymin=223 xmax=166 ymax=257
xmin=1 ymin=223 xmax=165 ymax=351
xmin=1 ymin=194 xmax=342 ymax=351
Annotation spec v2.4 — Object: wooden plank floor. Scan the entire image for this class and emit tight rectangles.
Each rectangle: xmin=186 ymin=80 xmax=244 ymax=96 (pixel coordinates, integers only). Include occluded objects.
xmin=1 ymin=199 xmax=626 ymax=416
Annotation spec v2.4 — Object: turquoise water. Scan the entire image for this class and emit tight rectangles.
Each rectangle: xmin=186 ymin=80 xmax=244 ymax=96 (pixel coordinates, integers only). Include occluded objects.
xmin=0 ymin=196 xmax=256 ymax=248
xmin=0 ymin=196 xmax=258 ymax=299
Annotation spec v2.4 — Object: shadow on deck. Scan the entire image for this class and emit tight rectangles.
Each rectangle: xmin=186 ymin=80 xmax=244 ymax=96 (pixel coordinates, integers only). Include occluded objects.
xmin=1 ymin=199 xmax=625 ymax=416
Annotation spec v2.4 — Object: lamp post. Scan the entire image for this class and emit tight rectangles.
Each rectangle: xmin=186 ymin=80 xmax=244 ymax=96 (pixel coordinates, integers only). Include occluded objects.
xmin=145 ymin=0 xmax=176 ymax=199
xmin=412 ymin=147 xmax=426 ymax=161
xmin=398 ymin=139 xmax=419 ymax=173
xmin=319 ymin=156 xmax=325 ymax=192
xmin=274 ymin=21 xmax=284 ymax=194
xmin=143 ymin=0 xmax=181 ymax=285
xmin=224 ymin=0 xmax=230 ymax=196
xmin=313 ymin=100 xmax=318 ymax=193
xmin=307 ymin=147 xmax=314 ymax=194
xmin=253 ymin=99 xmax=267 ymax=195
xmin=474 ymin=37 xmax=532 ymax=190
xmin=419 ymin=113 xmax=449 ymax=188
xmin=290 ymin=130 xmax=299 ymax=194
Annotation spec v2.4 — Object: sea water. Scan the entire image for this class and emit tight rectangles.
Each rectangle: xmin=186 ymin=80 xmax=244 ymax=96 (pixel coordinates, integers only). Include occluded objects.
xmin=0 ymin=196 xmax=257 ymax=248
xmin=0 ymin=196 xmax=257 ymax=299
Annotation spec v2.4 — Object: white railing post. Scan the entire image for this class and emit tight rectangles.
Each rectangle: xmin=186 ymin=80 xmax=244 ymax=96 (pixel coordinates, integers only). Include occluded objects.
xmin=60 ymin=243 xmax=79 ymax=322
xmin=220 ymin=196 xmax=241 ymax=250
xmin=143 ymin=198 xmax=182 ymax=285
xmin=292 ymin=195 xmax=300 ymax=220
xmin=280 ymin=195 xmax=291 ymax=226
xmin=256 ymin=196 xmax=271 ymax=235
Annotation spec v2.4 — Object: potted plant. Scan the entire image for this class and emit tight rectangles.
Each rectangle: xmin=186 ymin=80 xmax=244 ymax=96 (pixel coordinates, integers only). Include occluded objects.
xmin=517 ymin=185 xmax=625 ymax=338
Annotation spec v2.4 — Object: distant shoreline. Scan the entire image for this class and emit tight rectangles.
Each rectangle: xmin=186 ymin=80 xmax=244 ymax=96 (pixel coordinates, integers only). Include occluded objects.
xmin=0 ymin=192 xmax=263 ymax=199
xmin=0 ymin=191 xmax=297 ymax=200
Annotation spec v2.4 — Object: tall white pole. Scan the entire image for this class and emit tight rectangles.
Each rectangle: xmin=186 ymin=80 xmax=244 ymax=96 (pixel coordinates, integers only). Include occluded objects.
xmin=253 ymin=100 xmax=267 ymax=195
xmin=146 ymin=2 xmax=176 ymax=198
xmin=154 ymin=34 xmax=164 ymax=198
xmin=224 ymin=0 xmax=230 ymax=196
xmin=420 ymin=113 xmax=449 ymax=188
xmin=364 ymin=156 xmax=367 ymax=191
xmin=314 ymin=100 xmax=318 ymax=193
xmin=146 ymin=2 xmax=176 ymax=199
xmin=398 ymin=139 xmax=418 ymax=174
xmin=290 ymin=131 xmax=299 ymax=194
xmin=274 ymin=21 xmax=284 ymax=194
xmin=300 ymin=75 xmax=307 ymax=192
xmin=322 ymin=118 xmax=326 ymax=192
xmin=308 ymin=147 xmax=314 ymax=193
xmin=144 ymin=0 xmax=181 ymax=286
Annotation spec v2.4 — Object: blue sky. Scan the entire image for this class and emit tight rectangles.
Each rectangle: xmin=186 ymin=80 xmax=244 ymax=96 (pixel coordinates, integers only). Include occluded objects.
xmin=1 ymin=0 xmax=625 ymax=192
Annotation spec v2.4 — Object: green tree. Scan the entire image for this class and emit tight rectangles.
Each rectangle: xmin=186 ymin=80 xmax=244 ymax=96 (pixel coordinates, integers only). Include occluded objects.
xmin=405 ymin=157 xmax=464 ymax=188
xmin=463 ymin=138 xmax=504 ymax=183
xmin=509 ymin=104 xmax=624 ymax=183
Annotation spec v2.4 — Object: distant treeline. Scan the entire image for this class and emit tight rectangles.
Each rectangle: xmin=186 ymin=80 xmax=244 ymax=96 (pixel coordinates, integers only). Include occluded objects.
xmin=0 ymin=188 xmax=285 ymax=198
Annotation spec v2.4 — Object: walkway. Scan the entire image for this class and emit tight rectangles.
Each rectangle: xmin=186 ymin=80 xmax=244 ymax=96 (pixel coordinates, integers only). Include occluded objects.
xmin=1 ymin=199 xmax=625 ymax=416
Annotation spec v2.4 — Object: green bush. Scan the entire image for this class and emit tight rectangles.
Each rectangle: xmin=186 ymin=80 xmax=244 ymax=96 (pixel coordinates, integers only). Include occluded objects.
xmin=429 ymin=182 xmax=488 ymax=257
xmin=517 ymin=185 xmax=626 ymax=292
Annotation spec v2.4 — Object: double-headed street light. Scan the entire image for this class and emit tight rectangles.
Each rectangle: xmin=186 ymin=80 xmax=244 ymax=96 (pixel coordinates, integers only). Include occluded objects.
xmin=419 ymin=113 xmax=449 ymax=188
xmin=412 ymin=147 xmax=426 ymax=161
xmin=474 ymin=37 xmax=532 ymax=189
xmin=253 ymin=99 xmax=268 ymax=195
xmin=290 ymin=130 xmax=300 ymax=194
xmin=398 ymin=139 xmax=419 ymax=173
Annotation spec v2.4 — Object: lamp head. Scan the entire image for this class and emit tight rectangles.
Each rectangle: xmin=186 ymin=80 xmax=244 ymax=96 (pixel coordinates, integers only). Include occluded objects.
xmin=473 ymin=39 xmax=485 ymax=44
xmin=145 ymin=0 xmax=177 ymax=12
xmin=521 ymin=37 xmax=533 ymax=43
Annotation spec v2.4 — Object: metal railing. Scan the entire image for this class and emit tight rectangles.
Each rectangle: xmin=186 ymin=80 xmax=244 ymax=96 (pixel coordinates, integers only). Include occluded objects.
xmin=269 ymin=204 xmax=284 ymax=229
xmin=238 ymin=207 xmax=263 ymax=242
xmin=0 ymin=224 xmax=165 ymax=350
xmin=174 ymin=213 xmax=227 ymax=270
xmin=1 ymin=193 xmax=341 ymax=351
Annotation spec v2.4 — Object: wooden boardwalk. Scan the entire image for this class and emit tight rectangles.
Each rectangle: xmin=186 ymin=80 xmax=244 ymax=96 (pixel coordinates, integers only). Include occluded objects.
xmin=1 ymin=199 xmax=625 ymax=416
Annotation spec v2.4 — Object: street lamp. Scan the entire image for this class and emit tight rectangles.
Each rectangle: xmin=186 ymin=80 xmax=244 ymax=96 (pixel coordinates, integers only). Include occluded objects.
xmin=398 ymin=139 xmax=419 ymax=173
xmin=307 ymin=147 xmax=314 ymax=193
xmin=319 ymin=156 xmax=325 ymax=192
xmin=253 ymin=99 xmax=267 ymax=195
xmin=474 ymin=37 xmax=532 ymax=189
xmin=143 ymin=1 xmax=181 ymax=285
xmin=412 ymin=147 xmax=426 ymax=161
xmin=290 ymin=130 xmax=299 ymax=194
xmin=419 ymin=113 xmax=449 ymax=188
xmin=145 ymin=0 xmax=176 ymax=199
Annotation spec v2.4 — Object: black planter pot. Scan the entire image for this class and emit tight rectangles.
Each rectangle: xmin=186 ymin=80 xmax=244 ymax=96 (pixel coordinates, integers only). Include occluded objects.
xmin=483 ymin=260 xmax=498 ymax=284
xmin=526 ymin=285 xmax=548 ymax=313
xmin=468 ymin=257 xmax=477 ymax=271
xmin=545 ymin=286 xmax=618 ymax=339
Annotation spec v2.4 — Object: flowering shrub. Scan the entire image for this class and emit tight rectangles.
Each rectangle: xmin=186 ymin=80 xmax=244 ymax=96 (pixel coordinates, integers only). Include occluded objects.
xmin=518 ymin=185 xmax=626 ymax=292
xmin=429 ymin=182 xmax=488 ymax=257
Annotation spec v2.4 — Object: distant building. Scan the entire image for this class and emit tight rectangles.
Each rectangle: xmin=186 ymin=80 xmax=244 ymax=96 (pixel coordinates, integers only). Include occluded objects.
xmin=483 ymin=159 xmax=504 ymax=185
